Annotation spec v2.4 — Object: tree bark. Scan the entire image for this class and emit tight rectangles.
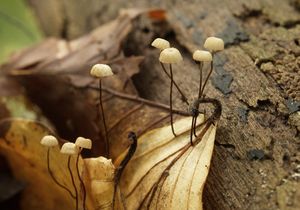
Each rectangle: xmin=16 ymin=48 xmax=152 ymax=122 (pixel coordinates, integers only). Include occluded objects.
xmin=26 ymin=0 xmax=300 ymax=209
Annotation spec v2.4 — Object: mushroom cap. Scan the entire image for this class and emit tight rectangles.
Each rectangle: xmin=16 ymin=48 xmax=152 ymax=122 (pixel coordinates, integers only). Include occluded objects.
xmin=192 ymin=50 xmax=212 ymax=62
xmin=151 ymin=38 xmax=170 ymax=50
xmin=204 ymin=37 xmax=224 ymax=52
xmin=60 ymin=142 xmax=78 ymax=155
xmin=75 ymin=137 xmax=92 ymax=149
xmin=90 ymin=64 xmax=113 ymax=78
xmin=40 ymin=135 xmax=58 ymax=147
xmin=159 ymin=48 xmax=183 ymax=64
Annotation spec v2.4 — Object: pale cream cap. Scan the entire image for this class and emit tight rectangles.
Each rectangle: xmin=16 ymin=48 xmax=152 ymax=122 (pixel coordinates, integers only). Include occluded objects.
xmin=151 ymin=38 xmax=170 ymax=50
xmin=75 ymin=137 xmax=92 ymax=149
xmin=90 ymin=64 xmax=114 ymax=78
xmin=40 ymin=135 xmax=58 ymax=147
xmin=60 ymin=142 xmax=78 ymax=155
xmin=193 ymin=50 xmax=212 ymax=62
xmin=204 ymin=37 xmax=224 ymax=52
xmin=159 ymin=47 xmax=183 ymax=64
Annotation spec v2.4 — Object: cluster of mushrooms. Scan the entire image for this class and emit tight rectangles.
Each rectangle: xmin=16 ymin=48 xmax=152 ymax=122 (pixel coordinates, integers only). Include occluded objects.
xmin=151 ymin=36 xmax=224 ymax=141
xmin=41 ymin=135 xmax=92 ymax=210
xmin=39 ymin=36 xmax=224 ymax=210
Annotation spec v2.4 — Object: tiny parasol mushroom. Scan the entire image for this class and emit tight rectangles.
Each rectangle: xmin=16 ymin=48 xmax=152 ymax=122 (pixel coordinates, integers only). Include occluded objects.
xmin=159 ymin=47 xmax=183 ymax=137
xmin=90 ymin=63 xmax=114 ymax=157
xmin=61 ymin=142 xmax=79 ymax=210
xmin=40 ymin=135 xmax=76 ymax=200
xmin=75 ymin=137 xmax=92 ymax=210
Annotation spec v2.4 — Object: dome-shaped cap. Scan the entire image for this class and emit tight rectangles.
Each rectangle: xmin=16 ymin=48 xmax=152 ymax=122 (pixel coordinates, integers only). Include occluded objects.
xmin=40 ymin=135 xmax=58 ymax=147
xmin=204 ymin=37 xmax=224 ymax=52
xmin=192 ymin=50 xmax=212 ymax=62
xmin=75 ymin=137 xmax=92 ymax=149
xmin=90 ymin=64 xmax=114 ymax=78
xmin=159 ymin=47 xmax=183 ymax=64
xmin=60 ymin=142 xmax=78 ymax=155
xmin=151 ymin=38 xmax=170 ymax=50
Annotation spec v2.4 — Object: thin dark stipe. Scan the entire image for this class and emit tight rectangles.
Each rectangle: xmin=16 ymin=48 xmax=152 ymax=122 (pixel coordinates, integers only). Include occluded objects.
xmin=169 ymin=64 xmax=177 ymax=137
xmin=99 ymin=79 xmax=109 ymax=157
xmin=200 ymin=56 xmax=214 ymax=97
xmin=46 ymin=148 xmax=75 ymax=199
xmin=68 ymin=156 xmax=78 ymax=210
xmin=197 ymin=62 xmax=204 ymax=99
xmin=76 ymin=152 xmax=87 ymax=210
xmin=160 ymin=62 xmax=189 ymax=105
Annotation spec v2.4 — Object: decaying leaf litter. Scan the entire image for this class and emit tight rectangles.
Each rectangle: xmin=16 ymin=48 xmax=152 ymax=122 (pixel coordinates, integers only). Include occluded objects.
xmin=0 ymin=9 xmax=223 ymax=210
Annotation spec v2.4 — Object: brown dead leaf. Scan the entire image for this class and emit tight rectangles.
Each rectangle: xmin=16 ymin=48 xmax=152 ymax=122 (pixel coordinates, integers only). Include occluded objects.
xmin=0 ymin=119 xmax=95 ymax=210
xmin=114 ymin=116 xmax=216 ymax=210
xmin=0 ymin=115 xmax=216 ymax=210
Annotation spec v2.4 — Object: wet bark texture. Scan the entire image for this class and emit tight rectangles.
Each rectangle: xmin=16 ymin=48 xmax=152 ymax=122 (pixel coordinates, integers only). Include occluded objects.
xmin=27 ymin=0 xmax=300 ymax=210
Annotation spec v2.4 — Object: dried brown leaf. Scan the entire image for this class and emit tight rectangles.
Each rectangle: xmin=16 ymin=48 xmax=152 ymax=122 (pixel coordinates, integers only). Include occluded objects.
xmin=115 ymin=116 xmax=216 ymax=210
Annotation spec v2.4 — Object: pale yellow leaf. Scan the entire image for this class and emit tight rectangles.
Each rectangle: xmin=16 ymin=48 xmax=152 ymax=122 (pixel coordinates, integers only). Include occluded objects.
xmin=115 ymin=115 xmax=216 ymax=210
xmin=0 ymin=119 xmax=95 ymax=210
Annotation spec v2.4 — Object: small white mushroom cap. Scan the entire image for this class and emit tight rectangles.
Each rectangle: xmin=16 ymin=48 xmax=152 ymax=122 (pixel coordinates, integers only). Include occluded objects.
xmin=75 ymin=137 xmax=92 ymax=149
xmin=159 ymin=48 xmax=183 ymax=64
xmin=60 ymin=142 xmax=78 ymax=155
xmin=90 ymin=64 xmax=114 ymax=78
xmin=40 ymin=135 xmax=58 ymax=147
xmin=193 ymin=50 xmax=212 ymax=62
xmin=151 ymin=38 xmax=170 ymax=50
xmin=204 ymin=37 xmax=224 ymax=52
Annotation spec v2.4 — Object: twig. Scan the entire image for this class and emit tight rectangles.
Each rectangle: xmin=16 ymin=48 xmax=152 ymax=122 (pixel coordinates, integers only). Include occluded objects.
xmin=87 ymin=86 xmax=191 ymax=116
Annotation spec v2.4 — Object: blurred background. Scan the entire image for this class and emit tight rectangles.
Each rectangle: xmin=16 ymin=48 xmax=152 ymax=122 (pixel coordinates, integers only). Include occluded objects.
xmin=0 ymin=0 xmax=42 ymax=63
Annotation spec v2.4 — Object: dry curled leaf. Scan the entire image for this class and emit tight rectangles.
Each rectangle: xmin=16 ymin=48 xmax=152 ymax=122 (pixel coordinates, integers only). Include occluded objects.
xmin=114 ymin=116 xmax=216 ymax=210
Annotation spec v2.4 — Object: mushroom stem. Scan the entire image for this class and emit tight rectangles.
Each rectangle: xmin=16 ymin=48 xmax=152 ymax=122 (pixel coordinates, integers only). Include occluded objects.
xmin=98 ymin=79 xmax=109 ymax=157
xmin=169 ymin=64 xmax=177 ymax=137
xmin=200 ymin=54 xmax=214 ymax=97
xmin=76 ymin=149 xmax=87 ymax=210
xmin=160 ymin=62 xmax=189 ymax=105
xmin=46 ymin=148 xmax=76 ymax=198
xmin=68 ymin=156 xmax=78 ymax=210
xmin=197 ymin=62 xmax=204 ymax=99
